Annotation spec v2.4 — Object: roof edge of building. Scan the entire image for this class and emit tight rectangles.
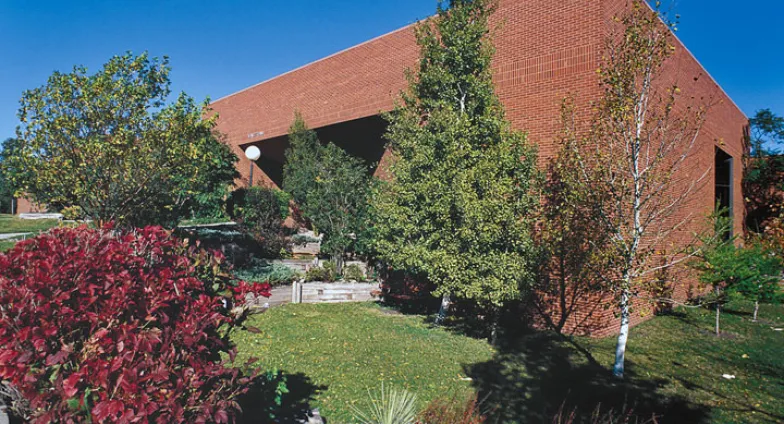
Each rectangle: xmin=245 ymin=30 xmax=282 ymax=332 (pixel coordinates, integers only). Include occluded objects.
xmin=211 ymin=21 xmax=419 ymax=105
xmin=639 ymin=0 xmax=747 ymax=119
xmin=670 ymin=30 xmax=748 ymax=120
xmin=213 ymin=2 xmax=746 ymax=120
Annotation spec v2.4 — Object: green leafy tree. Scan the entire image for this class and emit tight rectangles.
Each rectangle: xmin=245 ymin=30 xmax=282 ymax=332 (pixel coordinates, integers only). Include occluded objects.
xmin=744 ymin=109 xmax=784 ymax=232
xmin=692 ymin=214 xmax=783 ymax=333
xmin=749 ymin=109 xmax=783 ymax=157
xmin=558 ymin=2 xmax=709 ymax=377
xmin=2 ymin=52 xmax=238 ymax=228
xmin=283 ymin=116 xmax=370 ymax=271
xmin=0 ymin=138 xmax=17 ymax=214
xmin=306 ymin=142 xmax=370 ymax=271
xmin=730 ymin=242 xmax=783 ymax=322
xmin=283 ymin=113 xmax=322 ymax=210
xmin=369 ymin=0 xmax=539 ymax=329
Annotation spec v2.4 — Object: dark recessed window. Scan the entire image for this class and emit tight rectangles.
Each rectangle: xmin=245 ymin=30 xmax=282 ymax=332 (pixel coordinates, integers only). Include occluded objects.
xmin=715 ymin=148 xmax=733 ymax=239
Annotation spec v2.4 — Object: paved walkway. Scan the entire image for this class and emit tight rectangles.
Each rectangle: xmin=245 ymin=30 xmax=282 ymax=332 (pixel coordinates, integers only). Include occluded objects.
xmin=177 ymin=221 xmax=236 ymax=228
xmin=0 ymin=233 xmax=30 ymax=241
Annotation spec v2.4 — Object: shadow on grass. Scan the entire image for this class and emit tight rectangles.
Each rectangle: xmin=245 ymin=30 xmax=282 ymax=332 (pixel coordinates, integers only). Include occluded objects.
xmin=669 ymin=375 xmax=784 ymax=423
xmin=465 ymin=332 xmax=711 ymax=424
xmin=664 ymin=308 xmax=707 ymax=331
xmin=380 ymin=292 xmax=505 ymax=340
xmin=720 ymin=307 xmax=753 ymax=318
xmin=237 ymin=372 xmax=326 ymax=423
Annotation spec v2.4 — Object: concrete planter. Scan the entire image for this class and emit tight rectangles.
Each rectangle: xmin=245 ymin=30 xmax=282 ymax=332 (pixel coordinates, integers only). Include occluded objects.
xmin=291 ymin=281 xmax=380 ymax=304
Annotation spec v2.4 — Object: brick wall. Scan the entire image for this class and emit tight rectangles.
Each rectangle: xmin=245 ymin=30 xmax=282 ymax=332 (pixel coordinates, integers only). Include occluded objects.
xmin=210 ymin=0 xmax=748 ymax=336
xmin=15 ymin=197 xmax=45 ymax=214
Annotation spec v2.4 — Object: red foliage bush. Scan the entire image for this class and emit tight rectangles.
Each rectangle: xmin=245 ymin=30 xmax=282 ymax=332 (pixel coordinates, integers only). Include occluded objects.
xmin=417 ymin=394 xmax=487 ymax=424
xmin=0 ymin=226 xmax=270 ymax=423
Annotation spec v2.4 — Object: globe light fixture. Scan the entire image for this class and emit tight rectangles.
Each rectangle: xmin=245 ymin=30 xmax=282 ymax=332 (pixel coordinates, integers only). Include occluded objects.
xmin=245 ymin=146 xmax=261 ymax=187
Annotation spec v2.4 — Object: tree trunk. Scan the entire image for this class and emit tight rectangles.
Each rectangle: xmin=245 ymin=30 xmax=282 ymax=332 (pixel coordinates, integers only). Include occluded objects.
xmin=613 ymin=289 xmax=631 ymax=378
xmin=489 ymin=306 xmax=500 ymax=346
xmin=333 ymin=254 xmax=344 ymax=277
xmin=715 ymin=286 xmax=721 ymax=336
xmin=753 ymin=300 xmax=759 ymax=322
xmin=435 ymin=293 xmax=452 ymax=325
xmin=715 ymin=302 xmax=721 ymax=336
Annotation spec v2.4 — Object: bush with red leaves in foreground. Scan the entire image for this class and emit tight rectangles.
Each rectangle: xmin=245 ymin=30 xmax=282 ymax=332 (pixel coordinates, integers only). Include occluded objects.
xmin=0 ymin=225 xmax=271 ymax=423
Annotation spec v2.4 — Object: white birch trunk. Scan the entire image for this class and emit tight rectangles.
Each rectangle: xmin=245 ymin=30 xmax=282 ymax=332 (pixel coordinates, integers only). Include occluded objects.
xmin=715 ymin=286 xmax=721 ymax=336
xmin=435 ymin=293 xmax=452 ymax=325
xmin=613 ymin=288 xmax=631 ymax=378
xmin=715 ymin=302 xmax=721 ymax=336
xmin=490 ymin=306 xmax=500 ymax=346
xmin=753 ymin=300 xmax=759 ymax=322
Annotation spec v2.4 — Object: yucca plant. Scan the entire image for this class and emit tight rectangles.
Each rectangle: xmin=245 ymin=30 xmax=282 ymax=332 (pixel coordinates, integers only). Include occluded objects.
xmin=350 ymin=384 xmax=419 ymax=424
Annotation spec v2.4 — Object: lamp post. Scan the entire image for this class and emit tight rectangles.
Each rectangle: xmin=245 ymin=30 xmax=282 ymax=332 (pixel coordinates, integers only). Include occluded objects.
xmin=244 ymin=145 xmax=261 ymax=187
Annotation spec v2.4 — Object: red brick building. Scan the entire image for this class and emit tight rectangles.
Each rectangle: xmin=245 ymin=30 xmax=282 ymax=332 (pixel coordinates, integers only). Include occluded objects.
xmin=210 ymin=0 xmax=749 ymax=334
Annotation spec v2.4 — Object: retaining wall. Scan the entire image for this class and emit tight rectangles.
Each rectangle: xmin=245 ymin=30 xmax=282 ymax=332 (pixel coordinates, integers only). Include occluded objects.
xmin=291 ymin=281 xmax=380 ymax=304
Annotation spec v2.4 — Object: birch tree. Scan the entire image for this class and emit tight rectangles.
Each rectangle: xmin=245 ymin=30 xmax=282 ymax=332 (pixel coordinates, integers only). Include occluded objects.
xmin=563 ymin=1 xmax=710 ymax=377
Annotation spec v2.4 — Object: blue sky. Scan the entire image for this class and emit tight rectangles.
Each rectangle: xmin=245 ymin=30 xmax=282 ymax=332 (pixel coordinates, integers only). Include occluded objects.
xmin=1 ymin=1 xmax=782 ymax=140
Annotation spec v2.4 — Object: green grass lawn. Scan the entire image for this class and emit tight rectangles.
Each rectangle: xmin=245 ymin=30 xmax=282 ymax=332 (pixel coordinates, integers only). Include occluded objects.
xmin=0 ymin=214 xmax=62 ymax=234
xmin=233 ymin=303 xmax=494 ymax=422
xmin=0 ymin=240 xmax=16 ymax=252
xmin=579 ymin=301 xmax=784 ymax=424
xmin=233 ymin=301 xmax=783 ymax=424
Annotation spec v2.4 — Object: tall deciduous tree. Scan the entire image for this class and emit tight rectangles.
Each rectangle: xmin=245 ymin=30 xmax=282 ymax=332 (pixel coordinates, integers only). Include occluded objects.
xmin=744 ymin=109 xmax=784 ymax=232
xmin=749 ymin=109 xmax=783 ymax=158
xmin=283 ymin=113 xmax=322 ymax=210
xmin=369 ymin=0 xmax=539 ymax=328
xmin=283 ymin=115 xmax=370 ymax=272
xmin=2 ymin=52 xmax=238 ymax=227
xmin=561 ymin=1 xmax=709 ymax=377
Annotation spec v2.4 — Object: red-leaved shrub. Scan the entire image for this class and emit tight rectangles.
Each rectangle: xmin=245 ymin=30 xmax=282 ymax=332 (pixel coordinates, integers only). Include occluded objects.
xmin=417 ymin=394 xmax=487 ymax=424
xmin=0 ymin=226 xmax=270 ymax=423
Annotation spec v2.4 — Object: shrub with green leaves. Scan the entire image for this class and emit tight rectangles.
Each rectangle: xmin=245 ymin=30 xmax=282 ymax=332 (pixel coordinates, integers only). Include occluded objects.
xmin=234 ymin=259 xmax=302 ymax=287
xmin=228 ymin=186 xmax=291 ymax=258
xmin=305 ymin=264 xmax=336 ymax=282
xmin=343 ymin=263 xmax=367 ymax=282
xmin=60 ymin=205 xmax=86 ymax=221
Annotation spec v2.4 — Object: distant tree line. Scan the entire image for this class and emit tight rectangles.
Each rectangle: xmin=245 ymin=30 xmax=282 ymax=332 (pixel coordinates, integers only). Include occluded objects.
xmin=0 ymin=138 xmax=21 ymax=214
